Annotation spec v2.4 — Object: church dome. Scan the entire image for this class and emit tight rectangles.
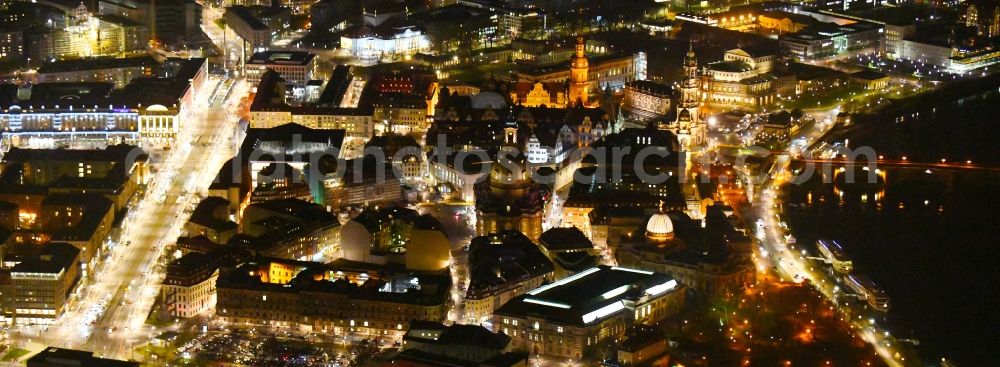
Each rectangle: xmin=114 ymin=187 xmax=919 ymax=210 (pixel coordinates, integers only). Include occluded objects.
xmin=645 ymin=212 xmax=675 ymax=241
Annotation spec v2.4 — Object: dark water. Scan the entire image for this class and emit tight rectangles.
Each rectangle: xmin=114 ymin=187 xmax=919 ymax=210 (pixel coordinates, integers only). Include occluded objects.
xmin=782 ymin=168 xmax=1000 ymax=364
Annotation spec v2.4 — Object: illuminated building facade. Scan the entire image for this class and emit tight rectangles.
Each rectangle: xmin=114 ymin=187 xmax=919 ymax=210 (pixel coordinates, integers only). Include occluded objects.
xmin=698 ymin=46 xmax=794 ymax=112
xmin=340 ymin=25 xmax=431 ymax=59
xmin=10 ymin=243 xmax=81 ymax=325
xmin=660 ymin=44 xmax=706 ymax=151
xmin=780 ymin=21 xmax=884 ymax=61
xmin=0 ymin=57 xmax=206 ymax=147
xmin=464 ymin=231 xmax=555 ymax=324
xmin=492 ymin=266 xmax=684 ymax=359
xmin=567 ymin=37 xmax=590 ymax=106
xmin=215 ymin=257 xmax=451 ymax=336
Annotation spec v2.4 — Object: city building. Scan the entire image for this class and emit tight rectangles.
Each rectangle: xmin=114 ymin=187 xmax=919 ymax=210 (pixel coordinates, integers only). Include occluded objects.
xmin=615 ymin=325 xmax=669 ymax=366
xmin=323 ymin=156 xmax=403 ymax=212
xmin=780 ymin=21 xmax=883 ymax=61
xmin=757 ymin=10 xmax=817 ymax=33
xmin=492 ymin=265 xmax=685 ymax=359
xmin=186 ymin=197 xmax=239 ymax=244
xmin=698 ymin=45 xmax=794 ymax=112
xmin=509 ymin=82 xmax=566 ymax=108
xmin=616 ymin=205 xmax=755 ymax=296
xmin=34 ymin=56 xmax=157 ymax=88
xmin=224 ymin=6 xmax=272 ymax=64
xmin=23 ymin=3 xmax=150 ymax=61
xmin=464 ymin=230 xmax=555 ymax=324
xmin=249 ymin=71 xmax=374 ymax=142
xmin=215 ymin=256 xmax=451 ymax=336
xmin=340 ymin=207 xmax=450 ymax=272
xmin=428 ymin=150 xmax=489 ymax=203
xmin=160 ymin=246 xmax=250 ymax=318
xmin=517 ymin=52 xmax=643 ymax=94
xmin=98 ymin=0 xmax=203 ymax=46
xmin=373 ymin=92 xmax=430 ymax=135
xmin=0 ymin=57 xmax=206 ymax=146
xmin=964 ymin=0 xmax=1000 ymax=38
xmin=622 ymin=80 xmax=672 ymax=122
xmin=10 ymin=243 xmax=81 ymax=325
xmin=340 ymin=24 xmax=432 ymax=59
xmin=537 ymin=227 xmax=600 ymax=276
xmin=26 ymin=347 xmax=138 ymax=367
xmin=364 ymin=134 xmax=424 ymax=182
xmin=849 ymin=69 xmax=890 ymax=90
xmin=237 ymin=198 xmax=341 ymax=262
xmin=246 ymin=51 xmax=317 ymax=93
xmin=400 ymin=320 xmax=519 ymax=364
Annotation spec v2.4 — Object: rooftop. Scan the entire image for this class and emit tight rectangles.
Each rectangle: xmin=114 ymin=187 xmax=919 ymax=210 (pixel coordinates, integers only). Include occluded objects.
xmin=10 ymin=242 xmax=80 ymax=275
xmin=538 ymin=227 xmax=594 ymax=252
xmin=467 ymin=231 xmax=554 ymax=298
xmin=37 ymin=56 xmax=158 ymax=74
xmin=495 ymin=265 xmax=680 ymax=326
xmin=248 ymin=51 xmax=316 ymax=66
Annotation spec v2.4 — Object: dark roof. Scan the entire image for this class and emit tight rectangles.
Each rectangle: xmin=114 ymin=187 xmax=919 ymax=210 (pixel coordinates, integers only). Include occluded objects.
xmin=850 ymin=69 xmax=889 ymax=81
xmin=248 ymin=51 xmax=316 ymax=66
xmin=26 ymin=347 xmax=139 ymax=367
xmin=225 ymin=5 xmax=267 ymax=30
xmin=351 ymin=206 xmax=442 ymax=233
xmin=25 ymin=82 xmax=115 ymax=107
xmin=618 ymin=324 xmax=666 ymax=352
xmin=625 ymin=80 xmax=673 ymax=97
xmin=188 ymin=197 xmax=236 ymax=231
xmin=239 ymin=123 xmax=347 ymax=162
xmin=738 ymin=42 xmax=780 ymax=58
xmin=538 ymin=227 xmax=593 ymax=252
xmin=707 ymin=60 xmax=754 ymax=73
xmin=10 ymin=242 xmax=79 ymax=275
xmin=467 ymin=231 xmax=554 ymax=297
xmin=37 ymin=56 xmax=158 ymax=74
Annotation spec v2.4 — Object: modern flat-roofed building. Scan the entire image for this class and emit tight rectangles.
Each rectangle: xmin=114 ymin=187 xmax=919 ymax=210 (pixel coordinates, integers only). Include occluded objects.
xmin=493 ymin=265 xmax=684 ymax=359
xmin=10 ymin=243 xmax=81 ymax=325
xmin=246 ymin=51 xmax=317 ymax=91
xmin=35 ymin=56 xmax=157 ymax=88
xmin=249 ymin=71 xmax=375 ymax=142
xmin=780 ymin=21 xmax=883 ymax=61
xmin=224 ymin=6 xmax=272 ymax=63
xmin=26 ymin=346 xmax=138 ymax=367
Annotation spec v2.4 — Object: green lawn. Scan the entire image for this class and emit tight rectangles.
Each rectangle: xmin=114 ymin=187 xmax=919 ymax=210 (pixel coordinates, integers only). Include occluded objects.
xmin=1 ymin=347 xmax=31 ymax=362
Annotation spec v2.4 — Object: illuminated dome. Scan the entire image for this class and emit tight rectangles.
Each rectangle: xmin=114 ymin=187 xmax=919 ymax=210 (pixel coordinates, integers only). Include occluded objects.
xmin=645 ymin=212 xmax=675 ymax=242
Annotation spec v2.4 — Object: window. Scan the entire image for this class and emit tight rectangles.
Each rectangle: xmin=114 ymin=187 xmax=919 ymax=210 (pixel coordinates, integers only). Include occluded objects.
xmin=557 ymin=326 xmax=564 ymax=333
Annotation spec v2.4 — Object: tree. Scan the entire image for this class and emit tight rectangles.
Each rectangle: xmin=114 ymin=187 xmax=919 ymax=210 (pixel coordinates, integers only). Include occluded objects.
xmin=790 ymin=108 xmax=804 ymax=121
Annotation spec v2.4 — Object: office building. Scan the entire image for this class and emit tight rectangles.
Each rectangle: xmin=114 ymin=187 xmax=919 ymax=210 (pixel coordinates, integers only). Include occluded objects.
xmin=10 ymin=243 xmax=81 ymax=325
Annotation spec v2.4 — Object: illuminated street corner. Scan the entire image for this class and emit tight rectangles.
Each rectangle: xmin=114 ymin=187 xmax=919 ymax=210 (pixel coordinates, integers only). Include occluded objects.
xmin=0 ymin=0 xmax=996 ymax=366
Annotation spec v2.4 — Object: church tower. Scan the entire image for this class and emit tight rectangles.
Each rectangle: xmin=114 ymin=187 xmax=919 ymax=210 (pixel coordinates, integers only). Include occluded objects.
xmin=568 ymin=36 xmax=590 ymax=106
xmin=662 ymin=43 xmax=705 ymax=151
